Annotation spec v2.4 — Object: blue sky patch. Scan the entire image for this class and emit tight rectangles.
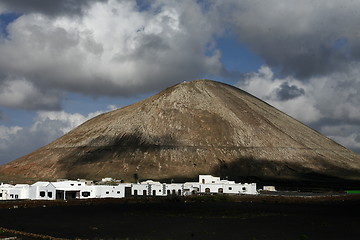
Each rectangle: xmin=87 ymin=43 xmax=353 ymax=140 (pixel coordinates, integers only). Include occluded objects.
xmin=0 ymin=12 xmax=21 ymax=37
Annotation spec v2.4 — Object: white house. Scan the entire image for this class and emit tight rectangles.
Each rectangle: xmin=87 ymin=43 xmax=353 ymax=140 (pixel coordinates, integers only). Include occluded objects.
xmin=199 ymin=175 xmax=221 ymax=184
xmin=52 ymin=180 xmax=132 ymax=200
xmin=89 ymin=184 xmax=131 ymax=199
xmin=132 ymin=180 xmax=165 ymax=196
xmin=53 ymin=180 xmax=90 ymax=200
xmin=197 ymin=175 xmax=257 ymax=195
xmin=29 ymin=182 xmax=56 ymax=200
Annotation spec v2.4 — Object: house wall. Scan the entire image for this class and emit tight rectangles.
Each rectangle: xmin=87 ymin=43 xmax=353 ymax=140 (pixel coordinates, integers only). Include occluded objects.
xmin=198 ymin=175 xmax=220 ymax=184
xmin=93 ymin=185 xmax=125 ymax=198
xmin=164 ymin=184 xmax=183 ymax=196
xmin=199 ymin=183 xmax=257 ymax=195
xmin=0 ymin=189 xmax=6 ymax=200
xmin=29 ymin=184 xmax=56 ymax=200
xmin=13 ymin=185 xmax=30 ymax=199
xmin=148 ymin=184 xmax=164 ymax=196
xmin=52 ymin=180 xmax=87 ymax=189
xmin=131 ymin=184 xmax=149 ymax=196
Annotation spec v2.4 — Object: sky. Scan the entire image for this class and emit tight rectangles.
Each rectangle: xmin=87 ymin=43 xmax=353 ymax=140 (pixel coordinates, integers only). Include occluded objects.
xmin=0 ymin=0 xmax=360 ymax=165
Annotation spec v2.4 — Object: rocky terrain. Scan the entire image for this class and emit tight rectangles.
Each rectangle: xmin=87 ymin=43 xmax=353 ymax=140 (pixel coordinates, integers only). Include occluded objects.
xmin=0 ymin=79 xmax=359 ymax=187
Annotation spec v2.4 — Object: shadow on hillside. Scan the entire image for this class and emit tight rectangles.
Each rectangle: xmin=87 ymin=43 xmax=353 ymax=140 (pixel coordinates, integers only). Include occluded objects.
xmin=211 ymin=155 xmax=360 ymax=191
xmin=57 ymin=131 xmax=179 ymax=180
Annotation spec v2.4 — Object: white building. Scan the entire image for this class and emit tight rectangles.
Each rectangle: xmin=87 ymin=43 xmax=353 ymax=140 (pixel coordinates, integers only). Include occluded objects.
xmin=88 ymin=184 xmax=131 ymax=199
xmin=196 ymin=175 xmax=257 ymax=195
xmin=29 ymin=182 xmax=56 ymax=200
xmin=132 ymin=180 xmax=165 ymax=196
xmin=263 ymin=186 xmax=276 ymax=191
xmin=0 ymin=175 xmax=258 ymax=201
xmin=164 ymin=183 xmax=183 ymax=196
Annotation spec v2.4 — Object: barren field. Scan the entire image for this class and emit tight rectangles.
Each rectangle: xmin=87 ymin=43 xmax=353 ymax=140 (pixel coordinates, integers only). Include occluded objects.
xmin=0 ymin=194 xmax=359 ymax=240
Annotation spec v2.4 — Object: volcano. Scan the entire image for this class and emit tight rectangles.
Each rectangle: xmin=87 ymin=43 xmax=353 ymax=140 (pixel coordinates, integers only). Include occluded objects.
xmin=0 ymin=80 xmax=359 ymax=188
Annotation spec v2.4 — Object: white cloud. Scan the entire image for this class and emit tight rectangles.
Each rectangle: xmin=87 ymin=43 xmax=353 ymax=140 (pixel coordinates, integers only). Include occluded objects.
xmin=0 ymin=0 xmax=223 ymax=110
xmin=236 ymin=65 xmax=360 ymax=153
xmin=0 ymin=107 xmax=112 ymax=165
xmin=237 ymin=65 xmax=321 ymax=123
xmin=0 ymin=78 xmax=62 ymax=110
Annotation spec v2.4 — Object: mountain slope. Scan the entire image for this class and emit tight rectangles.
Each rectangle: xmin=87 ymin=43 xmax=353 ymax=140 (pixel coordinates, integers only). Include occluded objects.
xmin=0 ymin=80 xmax=359 ymax=186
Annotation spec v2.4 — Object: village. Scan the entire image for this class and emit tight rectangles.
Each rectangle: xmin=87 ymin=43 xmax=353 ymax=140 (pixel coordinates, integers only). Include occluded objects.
xmin=0 ymin=175 xmax=259 ymax=201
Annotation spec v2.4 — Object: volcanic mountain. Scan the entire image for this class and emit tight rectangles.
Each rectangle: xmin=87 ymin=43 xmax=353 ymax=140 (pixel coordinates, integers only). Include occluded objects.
xmin=0 ymin=80 xmax=360 ymax=187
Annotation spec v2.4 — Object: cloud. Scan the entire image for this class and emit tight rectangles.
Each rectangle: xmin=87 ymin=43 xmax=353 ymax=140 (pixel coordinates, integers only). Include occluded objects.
xmin=0 ymin=0 xmax=223 ymax=110
xmin=321 ymin=124 xmax=360 ymax=154
xmin=0 ymin=107 xmax=113 ymax=165
xmin=0 ymin=0 xmax=105 ymax=17
xmin=237 ymin=65 xmax=322 ymax=123
xmin=215 ymin=0 xmax=360 ymax=79
xmin=236 ymin=65 xmax=360 ymax=153
xmin=0 ymin=78 xmax=62 ymax=110
xmin=2 ymin=0 xmax=358 ymax=111
xmin=275 ymin=82 xmax=305 ymax=101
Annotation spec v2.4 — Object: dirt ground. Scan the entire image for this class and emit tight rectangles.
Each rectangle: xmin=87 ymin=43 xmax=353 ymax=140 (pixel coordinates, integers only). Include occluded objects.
xmin=0 ymin=194 xmax=359 ymax=240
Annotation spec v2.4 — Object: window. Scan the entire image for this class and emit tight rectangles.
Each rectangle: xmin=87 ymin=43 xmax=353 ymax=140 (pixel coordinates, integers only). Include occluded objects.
xmin=10 ymin=194 xmax=14 ymax=198
xmin=205 ymin=188 xmax=210 ymax=193
xmin=242 ymin=187 xmax=246 ymax=191
xmin=218 ymin=188 xmax=223 ymax=193
xmin=202 ymin=179 xmax=205 ymax=184
xmin=70 ymin=184 xmax=74 ymax=186
xmin=152 ymin=190 xmax=156 ymax=195
xmin=178 ymin=190 xmax=182 ymax=195
xmin=48 ymin=192 xmax=53 ymax=198
xmin=106 ymin=191 xmax=109 ymax=194
xmin=0 ymin=193 xmax=2 ymax=197
xmin=228 ymin=187 xmax=232 ymax=190
xmin=143 ymin=190 xmax=147 ymax=196
xmin=78 ymin=184 xmax=81 ymax=186
xmin=82 ymin=192 xmax=90 ymax=197
xmin=117 ymin=191 xmax=120 ymax=194
xmin=167 ymin=190 xmax=171 ymax=195
xmin=15 ymin=195 xmax=18 ymax=199
xmin=40 ymin=191 xmax=46 ymax=197
xmin=134 ymin=190 xmax=138 ymax=196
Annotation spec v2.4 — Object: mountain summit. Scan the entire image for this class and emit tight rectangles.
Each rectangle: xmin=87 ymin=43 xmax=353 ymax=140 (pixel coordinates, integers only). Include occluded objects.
xmin=1 ymin=80 xmax=359 ymax=186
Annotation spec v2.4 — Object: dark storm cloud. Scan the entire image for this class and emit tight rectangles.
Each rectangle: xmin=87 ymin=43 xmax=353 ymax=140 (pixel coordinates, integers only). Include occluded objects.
xmin=215 ymin=0 xmax=360 ymax=79
xmin=275 ymin=82 xmax=305 ymax=101
xmin=0 ymin=0 xmax=108 ymax=16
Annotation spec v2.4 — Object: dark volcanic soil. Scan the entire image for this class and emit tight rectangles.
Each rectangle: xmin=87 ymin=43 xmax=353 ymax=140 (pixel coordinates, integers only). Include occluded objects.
xmin=0 ymin=195 xmax=359 ymax=240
